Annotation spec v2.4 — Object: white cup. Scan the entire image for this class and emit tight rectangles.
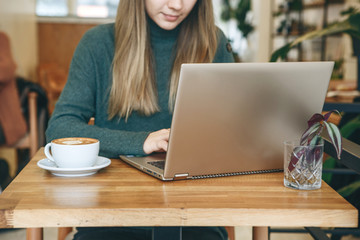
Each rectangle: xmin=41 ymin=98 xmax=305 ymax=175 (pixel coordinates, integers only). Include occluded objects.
xmin=44 ymin=137 xmax=99 ymax=168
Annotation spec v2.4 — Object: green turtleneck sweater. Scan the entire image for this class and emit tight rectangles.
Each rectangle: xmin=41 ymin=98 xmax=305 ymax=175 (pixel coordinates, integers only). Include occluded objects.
xmin=46 ymin=21 xmax=234 ymax=158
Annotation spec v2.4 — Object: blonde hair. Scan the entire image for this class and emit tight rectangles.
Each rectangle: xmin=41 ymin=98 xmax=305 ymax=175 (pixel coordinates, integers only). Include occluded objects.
xmin=109 ymin=0 xmax=218 ymax=120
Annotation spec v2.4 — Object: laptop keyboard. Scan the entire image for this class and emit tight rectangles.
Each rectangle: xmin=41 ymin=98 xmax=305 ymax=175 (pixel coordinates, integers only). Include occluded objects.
xmin=147 ymin=161 xmax=165 ymax=170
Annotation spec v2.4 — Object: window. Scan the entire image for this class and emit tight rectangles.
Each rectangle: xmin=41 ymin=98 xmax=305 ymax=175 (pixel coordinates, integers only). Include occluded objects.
xmin=36 ymin=0 xmax=68 ymax=17
xmin=36 ymin=0 xmax=119 ymax=18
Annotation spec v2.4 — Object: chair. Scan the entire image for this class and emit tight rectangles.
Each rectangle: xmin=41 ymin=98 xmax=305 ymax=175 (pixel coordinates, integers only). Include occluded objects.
xmin=0 ymin=91 xmax=39 ymax=196
xmin=37 ymin=63 xmax=67 ymax=114
xmin=11 ymin=92 xmax=39 ymax=158
xmin=0 ymin=91 xmax=40 ymax=179
xmin=225 ymin=226 xmax=235 ymax=240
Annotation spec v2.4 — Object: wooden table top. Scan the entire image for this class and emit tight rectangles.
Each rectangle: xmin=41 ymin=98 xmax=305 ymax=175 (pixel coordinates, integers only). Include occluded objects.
xmin=0 ymin=148 xmax=358 ymax=229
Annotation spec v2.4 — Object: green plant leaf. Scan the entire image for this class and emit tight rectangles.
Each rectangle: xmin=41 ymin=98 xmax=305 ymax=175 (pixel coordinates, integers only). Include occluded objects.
xmin=270 ymin=43 xmax=292 ymax=62
xmin=337 ymin=180 xmax=360 ymax=197
xmin=347 ymin=13 xmax=360 ymax=37
xmin=322 ymin=156 xmax=337 ymax=183
xmin=289 ymin=20 xmax=353 ymax=48
xmin=270 ymin=12 xmax=360 ymax=62
xmin=307 ymin=113 xmax=325 ymax=127
xmin=340 ymin=116 xmax=360 ymax=138
xmin=341 ymin=7 xmax=358 ymax=16
xmin=323 ymin=115 xmax=360 ymax=184
xmin=221 ymin=0 xmax=254 ymax=39
xmin=309 ymin=135 xmax=323 ymax=146
xmin=300 ymin=122 xmax=322 ymax=145
xmin=323 ymin=121 xmax=342 ymax=159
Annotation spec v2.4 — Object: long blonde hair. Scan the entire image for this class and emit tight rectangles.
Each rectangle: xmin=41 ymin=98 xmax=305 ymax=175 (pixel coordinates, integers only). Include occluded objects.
xmin=109 ymin=0 xmax=218 ymax=120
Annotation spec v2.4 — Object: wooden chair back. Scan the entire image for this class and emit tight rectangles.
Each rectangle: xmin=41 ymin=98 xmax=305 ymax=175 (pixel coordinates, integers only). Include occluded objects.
xmin=12 ymin=92 xmax=39 ymax=158
xmin=37 ymin=63 xmax=67 ymax=114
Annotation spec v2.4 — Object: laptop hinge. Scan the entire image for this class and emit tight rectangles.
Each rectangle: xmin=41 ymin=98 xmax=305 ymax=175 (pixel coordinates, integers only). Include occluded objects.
xmin=174 ymin=173 xmax=189 ymax=180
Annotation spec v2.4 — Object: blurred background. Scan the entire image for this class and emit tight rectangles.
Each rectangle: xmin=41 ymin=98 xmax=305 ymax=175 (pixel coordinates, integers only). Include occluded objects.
xmin=0 ymin=1 xmax=360 ymax=239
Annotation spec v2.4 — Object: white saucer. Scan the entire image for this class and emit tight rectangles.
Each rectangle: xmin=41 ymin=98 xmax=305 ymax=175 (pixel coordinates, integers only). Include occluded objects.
xmin=37 ymin=156 xmax=111 ymax=177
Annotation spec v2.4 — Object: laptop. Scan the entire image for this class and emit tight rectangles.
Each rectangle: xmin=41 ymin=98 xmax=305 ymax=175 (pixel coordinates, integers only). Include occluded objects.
xmin=120 ymin=62 xmax=334 ymax=181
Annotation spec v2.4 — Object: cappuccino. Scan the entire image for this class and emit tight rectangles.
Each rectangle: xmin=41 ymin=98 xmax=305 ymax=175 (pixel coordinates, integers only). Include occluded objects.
xmin=53 ymin=138 xmax=98 ymax=145
xmin=44 ymin=137 xmax=100 ymax=168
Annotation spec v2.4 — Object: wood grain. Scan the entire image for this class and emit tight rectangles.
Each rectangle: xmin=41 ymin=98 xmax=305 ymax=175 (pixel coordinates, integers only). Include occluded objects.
xmin=0 ymin=198 xmax=16 ymax=228
xmin=0 ymin=148 xmax=358 ymax=229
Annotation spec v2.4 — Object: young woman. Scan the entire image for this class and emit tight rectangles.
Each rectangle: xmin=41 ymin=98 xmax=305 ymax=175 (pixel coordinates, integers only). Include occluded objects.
xmin=46 ymin=0 xmax=234 ymax=239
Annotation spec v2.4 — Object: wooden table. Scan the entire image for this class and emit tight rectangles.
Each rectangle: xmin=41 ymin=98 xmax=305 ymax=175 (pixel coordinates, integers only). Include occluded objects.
xmin=0 ymin=149 xmax=358 ymax=240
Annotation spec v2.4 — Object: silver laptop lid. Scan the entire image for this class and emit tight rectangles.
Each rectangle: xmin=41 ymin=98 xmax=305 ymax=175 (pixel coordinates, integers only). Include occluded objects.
xmin=164 ymin=62 xmax=333 ymax=179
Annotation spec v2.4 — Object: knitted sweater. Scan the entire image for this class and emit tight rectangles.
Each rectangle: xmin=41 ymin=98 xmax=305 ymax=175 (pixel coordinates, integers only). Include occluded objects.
xmin=46 ymin=21 xmax=234 ymax=158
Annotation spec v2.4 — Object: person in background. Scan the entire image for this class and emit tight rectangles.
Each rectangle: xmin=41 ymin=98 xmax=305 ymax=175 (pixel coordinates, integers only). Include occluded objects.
xmin=0 ymin=32 xmax=27 ymax=147
xmin=46 ymin=0 xmax=234 ymax=239
xmin=0 ymin=32 xmax=28 ymax=192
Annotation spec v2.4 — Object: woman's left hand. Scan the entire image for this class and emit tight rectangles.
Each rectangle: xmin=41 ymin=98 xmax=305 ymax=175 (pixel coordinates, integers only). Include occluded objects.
xmin=143 ymin=128 xmax=170 ymax=154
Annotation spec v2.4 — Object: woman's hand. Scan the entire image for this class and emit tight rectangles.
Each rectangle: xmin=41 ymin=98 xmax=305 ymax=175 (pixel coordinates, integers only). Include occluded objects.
xmin=143 ymin=128 xmax=170 ymax=154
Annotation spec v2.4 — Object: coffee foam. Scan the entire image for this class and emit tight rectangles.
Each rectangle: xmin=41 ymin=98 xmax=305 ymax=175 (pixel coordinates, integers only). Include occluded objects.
xmin=53 ymin=138 xmax=98 ymax=145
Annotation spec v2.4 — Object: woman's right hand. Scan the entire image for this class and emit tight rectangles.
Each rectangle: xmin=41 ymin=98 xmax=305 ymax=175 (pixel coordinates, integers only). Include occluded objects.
xmin=143 ymin=129 xmax=170 ymax=154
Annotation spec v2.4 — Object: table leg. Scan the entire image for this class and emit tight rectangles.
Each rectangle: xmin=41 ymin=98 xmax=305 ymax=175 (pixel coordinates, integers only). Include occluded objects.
xmin=58 ymin=227 xmax=73 ymax=240
xmin=152 ymin=227 xmax=182 ymax=240
xmin=253 ymin=226 xmax=269 ymax=240
xmin=26 ymin=228 xmax=43 ymax=240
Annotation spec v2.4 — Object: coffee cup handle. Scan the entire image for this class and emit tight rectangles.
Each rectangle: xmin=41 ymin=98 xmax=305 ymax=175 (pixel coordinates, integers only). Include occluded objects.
xmin=44 ymin=143 xmax=56 ymax=163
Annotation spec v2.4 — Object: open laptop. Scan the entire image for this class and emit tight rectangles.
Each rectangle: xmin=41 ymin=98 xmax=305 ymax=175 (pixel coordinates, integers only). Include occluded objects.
xmin=120 ymin=62 xmax=334 ymax=181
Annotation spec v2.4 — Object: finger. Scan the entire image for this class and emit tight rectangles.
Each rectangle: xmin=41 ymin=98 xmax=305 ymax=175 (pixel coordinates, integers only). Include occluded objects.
xmin=157 ymin=140 xmax=168 ymax=152
xmin=157 ymin=129 xmax=170 ymax=141
xmin=143 ymin=129 xmax=170 ymax=154
xmin=161 ymin=128 xmax=170 ymax=135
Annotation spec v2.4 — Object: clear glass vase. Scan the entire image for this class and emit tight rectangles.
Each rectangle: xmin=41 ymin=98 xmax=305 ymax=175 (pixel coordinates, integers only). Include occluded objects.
xmin=284 ymin=140 xmax=324 ymax=190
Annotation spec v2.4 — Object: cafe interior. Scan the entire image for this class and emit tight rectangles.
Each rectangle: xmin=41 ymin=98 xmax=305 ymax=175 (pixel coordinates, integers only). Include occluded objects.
xmin=0 ymin=0 xmax=359 ymax=240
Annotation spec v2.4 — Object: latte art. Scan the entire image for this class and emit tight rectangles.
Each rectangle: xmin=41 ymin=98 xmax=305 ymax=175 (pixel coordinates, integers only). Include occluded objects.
xmin=62 ymin=140 xmax=83 ymax=145
xmin=53 ymin=137 xmax=98 ymax=145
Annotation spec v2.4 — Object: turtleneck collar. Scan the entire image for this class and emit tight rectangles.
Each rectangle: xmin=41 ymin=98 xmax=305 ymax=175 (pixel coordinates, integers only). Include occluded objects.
xmin=147 ymin=15 xmax=180 ymax=41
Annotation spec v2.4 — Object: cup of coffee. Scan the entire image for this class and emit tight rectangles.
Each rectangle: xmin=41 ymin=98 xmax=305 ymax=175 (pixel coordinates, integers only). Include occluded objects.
xmin=44 ymin=137 xmax=99 ymax=168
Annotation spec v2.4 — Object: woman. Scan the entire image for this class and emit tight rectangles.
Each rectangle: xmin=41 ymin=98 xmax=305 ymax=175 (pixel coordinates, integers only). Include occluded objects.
xmin=46 ymin=0 xmax=234 ymax=239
